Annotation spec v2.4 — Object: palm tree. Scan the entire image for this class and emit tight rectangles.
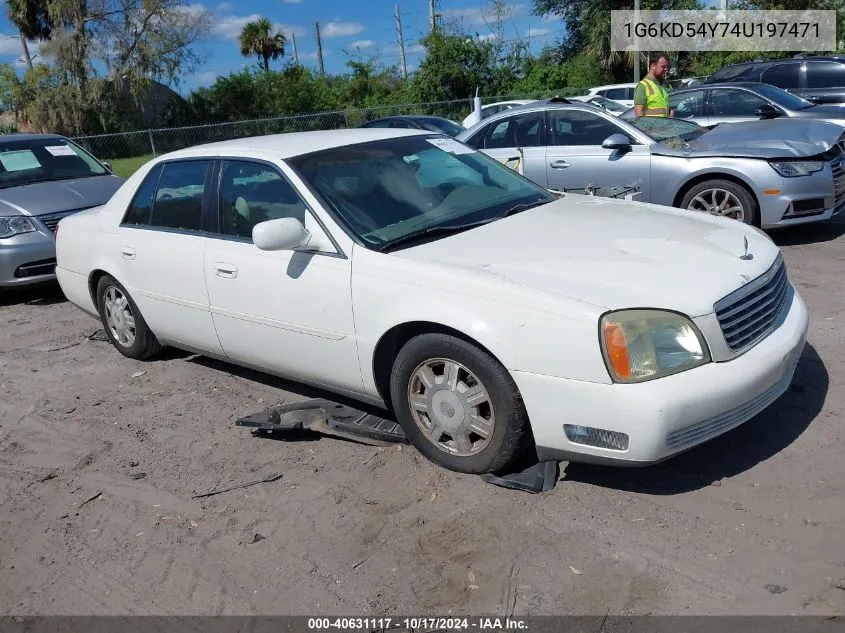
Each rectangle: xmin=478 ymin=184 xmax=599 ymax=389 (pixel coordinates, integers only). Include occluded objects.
xmin=239 ymin=18 xmax=286 ymax=72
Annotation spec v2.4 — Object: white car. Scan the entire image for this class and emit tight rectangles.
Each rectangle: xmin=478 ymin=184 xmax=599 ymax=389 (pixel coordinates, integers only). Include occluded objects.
xmin=568 ymin=94 xmax=629 ymax=116
xmin=462 ymin=100 xmax=537 ymax=129
xmin=55 ymin=129 xmax=809 ymax=474
xmin=586 ymin=83 xmax=637 ymax=108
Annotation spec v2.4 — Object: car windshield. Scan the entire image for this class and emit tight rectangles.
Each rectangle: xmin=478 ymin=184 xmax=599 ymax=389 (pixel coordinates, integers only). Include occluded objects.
xmin=589 ymin=96 xmax=626 ymax=113
xmin=751 ymin=83 xmax=814 ymax=110
xmin=629 ymin=117 xmax=708 ymax=144
xmin=420 ymin=118 xmax=466 ymax=136
xmin=0 ymin=137 xmax=108 ymax=189
xmin=288 ymin=135 xmax=556 ymax=251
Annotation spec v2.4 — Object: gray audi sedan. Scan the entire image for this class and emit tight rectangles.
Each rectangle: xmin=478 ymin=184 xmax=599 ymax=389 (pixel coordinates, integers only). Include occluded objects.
xmin=455 ymin=100 xmax=845 ymax=228
xmin=0 ymin=134 xmax=124 ymax=290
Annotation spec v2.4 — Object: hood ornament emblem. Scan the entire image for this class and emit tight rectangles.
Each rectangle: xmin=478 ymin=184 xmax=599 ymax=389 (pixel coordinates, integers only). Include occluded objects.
xmin=740 ymin=236 xmax=753 ymax=260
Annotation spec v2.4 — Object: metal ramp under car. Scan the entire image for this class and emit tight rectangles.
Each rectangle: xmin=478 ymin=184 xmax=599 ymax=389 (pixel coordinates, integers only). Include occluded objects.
xmin=236 ymin=398 xmax=558 ymax=494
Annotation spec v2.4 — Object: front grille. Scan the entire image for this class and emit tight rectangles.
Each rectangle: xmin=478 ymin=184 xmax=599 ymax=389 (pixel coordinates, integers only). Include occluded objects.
xmin=714 ymin=255 xmax=789 ymax=352
xmin=14 ymin=258 xmax=57 ymax=278
xmin=832 ymin=157 xmax=845 ymax=208
xmin=37 ymin=208 xmax=87 ymax=233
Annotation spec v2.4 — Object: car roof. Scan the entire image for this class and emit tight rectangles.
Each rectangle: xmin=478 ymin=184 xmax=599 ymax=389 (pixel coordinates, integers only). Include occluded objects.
xmin=158 ymin=128 xmax=433 ymax=161
xmin=0 ymin=133 xmax=67 ymax=141
xmin=707 ymin=56 xmax=845 ymax=80
xmin=589 ymin=83 xmax=635 ymax=90
xmin=671 ymin=81 xmax=778 ymax=94
xmin=366 ymin=115 xmax=450 ymax=122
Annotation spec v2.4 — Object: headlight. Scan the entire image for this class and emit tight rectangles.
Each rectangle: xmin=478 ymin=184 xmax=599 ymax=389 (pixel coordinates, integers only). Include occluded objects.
xmin=769 ymin=161 xmax=825 ymax=177
xmin=600 ymin=309 xmax=711 ymax=383
xmin=0 ymin=216 xmax=36 ymax=239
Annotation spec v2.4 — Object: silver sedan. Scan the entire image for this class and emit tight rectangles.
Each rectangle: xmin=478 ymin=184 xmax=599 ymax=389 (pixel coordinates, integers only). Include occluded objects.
xmin=455 ymin=100 xmax=845 ymax=228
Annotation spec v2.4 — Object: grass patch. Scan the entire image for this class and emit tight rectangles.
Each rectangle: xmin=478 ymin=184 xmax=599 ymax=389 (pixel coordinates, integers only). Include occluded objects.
xmin=107 ymin=154 xmax=154 ymax=179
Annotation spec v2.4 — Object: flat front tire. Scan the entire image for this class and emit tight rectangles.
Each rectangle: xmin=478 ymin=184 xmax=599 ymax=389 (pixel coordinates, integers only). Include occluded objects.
xmin=389 ymin=333 xmax=530 ymax=474
xmin=95 ymin=275 xmax=161 ymax=360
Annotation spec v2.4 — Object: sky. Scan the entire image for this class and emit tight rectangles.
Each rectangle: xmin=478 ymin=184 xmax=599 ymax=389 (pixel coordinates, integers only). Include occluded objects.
xmin=0 ymin=0 xmax=566 ymax=94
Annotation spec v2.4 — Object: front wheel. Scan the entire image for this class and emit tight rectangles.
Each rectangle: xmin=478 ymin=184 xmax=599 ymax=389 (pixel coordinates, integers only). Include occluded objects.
xmin=96 ymin=275 xmax=162 ymax=360
xmin=681 ymin=179 xmax=759 ymax=226
xmin=389 ymin=333 xmax=531 ymax=474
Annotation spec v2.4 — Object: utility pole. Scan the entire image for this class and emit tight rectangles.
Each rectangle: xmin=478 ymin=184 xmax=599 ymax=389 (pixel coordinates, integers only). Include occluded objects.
xmin=633 ymin=0 xmax=640 ymax=83
xmin=314 ymin=22 xmax=325 ymax=76
xmin=292 ymin=33 xmax=299 ymax=65
xmin=395 ymin=4 xmax=408 ymax=80
xmin=19 ymin=33 xmax=33 ymax=71
xmin=429 ymin=0 xmax=437 ymax=32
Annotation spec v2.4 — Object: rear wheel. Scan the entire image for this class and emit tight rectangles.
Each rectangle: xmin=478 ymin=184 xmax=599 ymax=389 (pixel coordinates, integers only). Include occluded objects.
xmin=96 ymin=275 xmax=161 ymax=360
xmin=681 ymin=179 xmax=759 ymax=226
xmin=389 ymin=333 xmax=530 ymax=474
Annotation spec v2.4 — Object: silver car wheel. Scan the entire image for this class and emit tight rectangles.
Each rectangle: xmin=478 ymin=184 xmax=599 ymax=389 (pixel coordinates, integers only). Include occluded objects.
xmin=103 ymin=286 xmax=136 ymax=348
xmin=407 ymin=358 xmax=495 ymax=457
xmin=687 ymin=188 xmax=745 ymax=222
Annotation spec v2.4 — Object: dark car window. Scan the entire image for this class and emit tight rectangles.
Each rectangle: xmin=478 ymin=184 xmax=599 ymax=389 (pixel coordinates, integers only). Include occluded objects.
xmin=761 ymin=63 xmax=801 ymax=89
xmin=361 ymin=120 xmax=393 ymax=128
xmin=216 ymin=160 xmax=307 ymax=241
xmin=753 ymin=83 xmax=813 ymax=110
xmin=390 ymin=119 xmax=417 ymax=129
xmin=670 ymin=90 xmax=705 ymax=118
xmin=710 ymin=89 xmax=768 ymax=117
xmin=149 ymin=160 xmax=209 ymax=232
xmin=481 ymin=112 xmax=545 ymax=149
xmin=0 ymin=137 xmax=108 ymax=189
xmin=122 ymin=164 xmax=163 ymax=226
xmin=420 ymin=118 xmax=465 ymax=137
xmin=805 ymin=61 xmax=845 ymax=89
xmin=549 ymin=109 xmax=631 ymax=146
xmin=604 ymin=87 xmax=632 ymax=100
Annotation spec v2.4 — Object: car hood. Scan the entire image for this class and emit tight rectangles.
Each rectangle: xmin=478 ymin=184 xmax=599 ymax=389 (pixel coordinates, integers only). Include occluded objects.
xmin=652 ymin=118 xmax=845 ymax=159
xmin=394 ymin=196 xmax=781 ymax=317
xmin=0 ymin=175 xmax=124 ymax=216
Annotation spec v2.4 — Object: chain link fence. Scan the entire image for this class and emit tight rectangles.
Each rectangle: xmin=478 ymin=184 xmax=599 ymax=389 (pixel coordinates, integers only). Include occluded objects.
xmin=69 ymin=89 xmax=588 ymax=177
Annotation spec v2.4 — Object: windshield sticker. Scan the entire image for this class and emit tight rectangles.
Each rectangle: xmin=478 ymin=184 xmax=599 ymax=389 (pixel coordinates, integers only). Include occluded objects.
xmin=45 ymin=144 xmax=77 ymax=157
xmin=426 ymin=138 xmax=473 ymax=155
xmin=0 ymin=150 xmax=42 ymax=172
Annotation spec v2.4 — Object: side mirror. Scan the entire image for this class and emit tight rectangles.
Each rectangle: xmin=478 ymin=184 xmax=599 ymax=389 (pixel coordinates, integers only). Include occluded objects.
xmin=602 ymin=133 xmax=631 ymax=150
xmin=102 ymin=161 xmax=112 ymax=172
xmin=754 ymin=104 xmax=781 ymax=119
xmin=253 ymin=217 xmax=311 ymax=251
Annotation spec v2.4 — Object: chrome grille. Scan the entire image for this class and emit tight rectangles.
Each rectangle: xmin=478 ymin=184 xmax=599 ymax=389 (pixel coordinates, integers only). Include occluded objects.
xmin=833 ymin=157 xmax=845 ymax=208
xmin=37 ymin=209 xmax=85 ymax=233
xmin=714 ymin=255 xmax=789 ymax=352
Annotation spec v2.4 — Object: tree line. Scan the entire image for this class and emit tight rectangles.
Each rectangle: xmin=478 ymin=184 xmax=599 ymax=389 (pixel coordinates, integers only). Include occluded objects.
xmin=1 ymin=0 xmax=842 ymax=138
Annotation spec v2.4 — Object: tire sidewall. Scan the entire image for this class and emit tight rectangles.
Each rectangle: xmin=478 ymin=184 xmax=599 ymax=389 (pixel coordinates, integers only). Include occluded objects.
xmin=682 ymin=179 xmax=758 ymax=226
xmin=390 ymin=334 xmax=527 ymax=474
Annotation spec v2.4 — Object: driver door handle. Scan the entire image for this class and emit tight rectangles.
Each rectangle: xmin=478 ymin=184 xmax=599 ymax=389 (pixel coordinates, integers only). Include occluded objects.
xmin=214 ymin=262 xmax=238 ymax=279
xmin=120 ymin=246 xmax=136 ymax=260
xmin=550 ymin=160 xmax=570 ymax=169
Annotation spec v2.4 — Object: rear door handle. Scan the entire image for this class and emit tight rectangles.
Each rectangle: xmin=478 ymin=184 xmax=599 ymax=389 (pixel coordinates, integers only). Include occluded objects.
xmin=121 ymin=247 xmax=136 ymax=260
xmin=550 ymin=160 xmax=570 ymax=169
xmin=214 ymin=262 xmax=238 ymax=279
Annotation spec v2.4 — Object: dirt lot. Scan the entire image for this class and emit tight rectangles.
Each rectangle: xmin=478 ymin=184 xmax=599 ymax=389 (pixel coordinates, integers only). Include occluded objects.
xmin=1 ymin=219 xmax=845 ymax=618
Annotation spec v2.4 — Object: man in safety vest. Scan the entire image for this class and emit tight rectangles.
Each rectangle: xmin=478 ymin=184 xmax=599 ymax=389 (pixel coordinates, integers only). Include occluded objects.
xmin=633 ymin=54 xmax=672 ymax=117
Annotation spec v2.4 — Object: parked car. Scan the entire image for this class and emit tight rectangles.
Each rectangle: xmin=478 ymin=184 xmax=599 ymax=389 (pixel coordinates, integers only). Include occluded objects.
xmin=704 ymin=56 xmax=845 ymax=106
xmin=456 ymin=100 xmax=845 ymax=228
xmin=56 ymin=128 xmax=808 ymax=474
xmin=0 ymin=134 xmax=124 ymax=291
xmin=570 ymin=94 xmax=628 ymax=116
xmin=620 ymin=82 xmax=845 ymax=128
xmin=461 ymin=99 xmax=537 ymax=128
xmin=585 ymin=83 xmax=637 ymax=108
xmin=358 ymin=115 xmax=465 ymax=137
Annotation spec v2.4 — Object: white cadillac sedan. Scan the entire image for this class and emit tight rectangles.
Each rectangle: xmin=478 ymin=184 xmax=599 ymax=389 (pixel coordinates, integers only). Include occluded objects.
xmin=55 ymin=128 xmax=809 ymax=475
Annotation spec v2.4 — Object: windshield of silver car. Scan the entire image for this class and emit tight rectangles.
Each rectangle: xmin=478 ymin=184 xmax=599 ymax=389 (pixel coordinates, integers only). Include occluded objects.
xmin=287 ymin=135 xmax=556 ymax=250
xmin=0 ymin=138 xmax=109 ymax=189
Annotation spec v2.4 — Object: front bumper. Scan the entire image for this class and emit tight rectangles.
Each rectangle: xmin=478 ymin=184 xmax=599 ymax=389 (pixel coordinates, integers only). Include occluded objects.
xmin=757 ymin=166 xmax=843 ymax=229
xmin=514 ymin=287 xmax=809 ymax=466
xmin=0 ymin=224 xmax=58 ymax=287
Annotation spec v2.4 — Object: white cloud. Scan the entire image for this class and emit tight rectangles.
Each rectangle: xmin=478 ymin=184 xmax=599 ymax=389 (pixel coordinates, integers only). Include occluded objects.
xmin=406 ymin=44 xmax=425 ymax=54
xmin=321 ymin=21 xmax=365 ymax=37
xmin=215 ymin=2 xmax=232 ymax=10
xmin=177 ymin=3 xmax=209 ymax=17
xmin=214 ymin=14 xmax=304 ymax=39
xmin=477 ymin=32 xmax=500 ymax=41
xmin=0 ymin=36 xmax=40 ymax=58
xmin=350 ymin=40 xmax=375 ymax=49
xmin=442 ymin=3 xmax=526 ymax=25
xmin=299 ymin=50 xmax=332 ymax=60
xmin=527 ymin=27 xmax=552 ymax=37
xmin=194 ymin=70 xmax=220 ymax=85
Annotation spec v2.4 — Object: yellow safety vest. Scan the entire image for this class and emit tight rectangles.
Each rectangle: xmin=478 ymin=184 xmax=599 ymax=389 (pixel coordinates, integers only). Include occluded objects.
xmin=640 ymin=78 xmax=670 ymax=117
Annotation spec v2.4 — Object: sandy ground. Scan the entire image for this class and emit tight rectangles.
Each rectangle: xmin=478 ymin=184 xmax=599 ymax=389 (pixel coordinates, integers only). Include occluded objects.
xmin=1 ymin=218 xmax=845 ymax=618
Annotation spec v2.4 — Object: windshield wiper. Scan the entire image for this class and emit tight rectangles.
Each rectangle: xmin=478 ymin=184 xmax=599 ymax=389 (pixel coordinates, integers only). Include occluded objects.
xmin=379 ymin=199 xmax=547 ymax=253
